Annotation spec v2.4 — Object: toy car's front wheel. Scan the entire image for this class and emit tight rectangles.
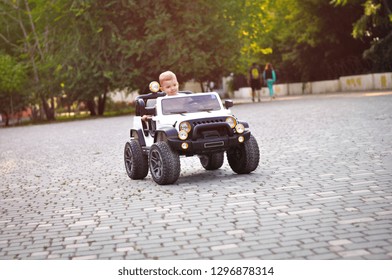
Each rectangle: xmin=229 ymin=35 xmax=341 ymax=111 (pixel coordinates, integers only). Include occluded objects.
xmin=199 ymin=152 xmax=224 ymax=170
xmin=227 ymin=135 xmax=260 ymax=174
xmin=124 ymin=140 xmax=149 ymax=180
xmin=149 ymin=142 xmax=181 ymax=185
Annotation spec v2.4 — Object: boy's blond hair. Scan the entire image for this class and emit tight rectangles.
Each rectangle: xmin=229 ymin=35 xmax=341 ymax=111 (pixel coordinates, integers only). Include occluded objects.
xmin=159 ymin=71 xmax=177 ymax=85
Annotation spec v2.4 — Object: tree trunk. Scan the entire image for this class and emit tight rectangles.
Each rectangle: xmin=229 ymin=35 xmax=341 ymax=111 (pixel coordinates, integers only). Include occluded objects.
xmin=98 ymin=92 xmax=107 ymax=116
xmin=87 ymin=100 xmax=96 ymax=116
xmin=4 ymin=112 xmax=9 ymax=127
xmin=31 ymin=106 xmax=41 ymax=122
xmin=41 ymin=96 xmax=55 ymax=121
xmin=50 ymin=97 xmax=55 ymax=120
xmin=200 ymin=81 xmax=205 ymax=92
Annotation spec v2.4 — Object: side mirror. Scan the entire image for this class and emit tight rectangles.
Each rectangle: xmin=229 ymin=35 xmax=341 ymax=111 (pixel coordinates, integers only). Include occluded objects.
xmin=225 ymin=100 xmax=234 ymax=109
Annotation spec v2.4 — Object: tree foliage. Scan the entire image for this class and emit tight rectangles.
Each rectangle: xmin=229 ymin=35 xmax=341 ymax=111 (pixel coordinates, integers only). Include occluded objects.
xmin=0 ymin=53 xmax=27 ymax=125
xmin=104 ymin=0 xmax=240 ymax=91
xmin=332 ymin=0 xmax=392 ymax=72
xmin=233 ymin=0 xmax=373 ymax=82
xmin=25 ymin=0 xmax=241 ymax=115
xmin=0 ymin=0 xmax=390 ymax=123
xmin=0 ymin=0 xmax=72 ymax=120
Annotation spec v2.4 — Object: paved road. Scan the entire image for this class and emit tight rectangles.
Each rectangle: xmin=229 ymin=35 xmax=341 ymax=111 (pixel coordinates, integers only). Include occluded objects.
xmin=1 ymin=92 xmax=391 ymax=260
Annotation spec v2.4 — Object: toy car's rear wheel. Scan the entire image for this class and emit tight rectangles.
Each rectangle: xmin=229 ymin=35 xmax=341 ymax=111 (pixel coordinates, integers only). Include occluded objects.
xmin=149 ymin=142 xmax=180 ymax=185
xmin=124 ymin=140 xmax=148 ymax=180
xmin=227 ymin=135 xmax=259 ymax=174
xmin=199 ymin=152 xmax=224 ymax=170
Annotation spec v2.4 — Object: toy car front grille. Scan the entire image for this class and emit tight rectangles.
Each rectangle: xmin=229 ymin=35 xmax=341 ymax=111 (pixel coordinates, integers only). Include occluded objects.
xmin=191 ymin=118 xmax=226 ymax=126
xmin=188 ymin=118 xmax=234 ymax=140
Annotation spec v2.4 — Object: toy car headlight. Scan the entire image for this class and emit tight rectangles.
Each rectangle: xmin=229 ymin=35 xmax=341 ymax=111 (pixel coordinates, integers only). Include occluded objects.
xmin=235 ymin=123 xmax=245 ymax=134
xmin=178 ymin=130 xmax=188 ymax=140
xmin=149 ymin=81 xmax=160 ymax=93
xmin=225 ymin=116 xmax=237 ymax=129
xmin=179 ymin=121 xmax=191 ymax=133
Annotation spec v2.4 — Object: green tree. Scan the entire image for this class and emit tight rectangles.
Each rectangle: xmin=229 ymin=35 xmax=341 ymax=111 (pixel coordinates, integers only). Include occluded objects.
xmin=277 ymin=0 xmax=370 ymax=82
xmin=107 ymin=0 xmax=241 ymax=92
xmin=56 ymin=0 xmax=130 ymax=116
xmin=0 ymin=53 xmax=27 ymax=126
xmin=223 ymin=0 xmax=377 ymax=82
xmin=332 ymin=0 xmax=392 ymax=72
xmin=0 ymin=0 xmax=71 ymax=121
xmin=222 ymin=0 xmax=273 ymax=73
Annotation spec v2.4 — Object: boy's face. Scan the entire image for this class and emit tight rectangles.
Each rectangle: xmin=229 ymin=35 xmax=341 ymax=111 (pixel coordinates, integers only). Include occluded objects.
xmin=160 ymin=78 xmax=179 ymax=96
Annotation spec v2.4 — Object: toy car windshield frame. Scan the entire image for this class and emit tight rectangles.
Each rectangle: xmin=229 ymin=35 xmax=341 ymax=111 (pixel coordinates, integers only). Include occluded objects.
xmin=161 ymin=93 xmax=222 ymax=115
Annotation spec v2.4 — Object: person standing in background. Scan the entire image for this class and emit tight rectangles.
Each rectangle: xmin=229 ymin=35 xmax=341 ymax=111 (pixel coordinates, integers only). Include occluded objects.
xmin=263 ymin=63 xmax=277 ymax=100
xmin=248 ymin=63 xmax=262 ymax=102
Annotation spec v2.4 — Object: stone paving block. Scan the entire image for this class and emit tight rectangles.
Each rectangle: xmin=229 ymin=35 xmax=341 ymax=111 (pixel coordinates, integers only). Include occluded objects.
xmin=123 ymin=252 xmax=146 ymax=259
xmin=76 ymin=244 xmax=104 ymax=252
xmin=116 ymin=246 xmax=135 ymax=253
xmin=72 ymin=255 xmax=98 ymax=260
xmin=365 ymin=233 xmax=392 ymax=242
xmin=313 ymin=235 xmax=339 ymax=242
xmin=289 ymin=249 xmax=314 ymax=259
xmin=272 ymin=245 xmax=302 ymax=254
xmin=338 ymin=249 xmax=370 ymax=258
xmin=338 ymin=217 xmax=375 ymax=224
xmin=257 ymin=252 xmax=292 ymax=260
xmin=329 ymin=239 xmax=352 ymax=246
xmin=226 ymin=230 xmax=245 ymax=235
xmin=306 ymin=253 xmax=340 ymax=260
xmin=300 ymin=241 xmax=329 ymax=250
xmin=213 ymin=253 xmax=243 ymax=260
xmin=368 ymin=247 xmax=387 ymax=254
xmin=145 ymin=250 xmax=176 ymax=259
xmin=97 ymin=252 xmax=128 ymax=259
xmin=279 ymin=232 xmax=320 ymax=242
xmin=363 ymin=254 xmax=391 ymax=260
xmin=249 ymin=242 xmax=281 ymax=251
xmin=86 ymin=239 xmax=121 ymax=247
xmin=158 ymin=232 xmax=184 ymax=239
xmin=145 ymin=246 xmax=182 ymax=254
xmin=281 ymin=229 xmax=310 ymax=237
xmin=211 ymin=244 xmax=238 ymax=251
xmin=241 ymin=249 xmax=273 ymax=259
xmin=173 ymin=253 xmax=201 ymax=259
xmin=199 ymin=250 xmax=224 ymax=258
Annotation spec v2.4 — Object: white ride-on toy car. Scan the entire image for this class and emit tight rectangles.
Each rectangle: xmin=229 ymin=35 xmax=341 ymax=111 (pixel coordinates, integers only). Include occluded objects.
xmin=124 ymin=81 xmax=260 ymax=185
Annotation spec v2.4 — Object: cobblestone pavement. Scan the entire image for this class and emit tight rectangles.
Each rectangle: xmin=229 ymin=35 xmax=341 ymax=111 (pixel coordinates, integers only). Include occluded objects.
xmin=1 ymin=92 xmax=392 ymax=260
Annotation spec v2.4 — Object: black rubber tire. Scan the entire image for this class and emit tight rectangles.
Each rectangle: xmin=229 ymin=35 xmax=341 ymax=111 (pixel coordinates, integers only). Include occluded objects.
xmin=227 ymin=135 xmax=260 ymax=174
xmin=199 ymin=152 xmax=224 ymax=170
xmin=124 ymin=140 xmax=149 ymax=180
xmin=149 ymin=142 xmax=181 ymax=185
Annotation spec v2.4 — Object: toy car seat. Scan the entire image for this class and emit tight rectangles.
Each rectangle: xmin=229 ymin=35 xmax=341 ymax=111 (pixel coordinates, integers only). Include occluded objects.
xmin=135 ymin=92 xmax=166 ymax=136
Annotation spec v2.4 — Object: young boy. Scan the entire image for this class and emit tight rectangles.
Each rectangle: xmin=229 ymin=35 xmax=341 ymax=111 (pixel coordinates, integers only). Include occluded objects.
xmin=141 ymin=71 xmax=179 ymax=121
xmin=159 ymin=70 xmax=179 ymax=96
